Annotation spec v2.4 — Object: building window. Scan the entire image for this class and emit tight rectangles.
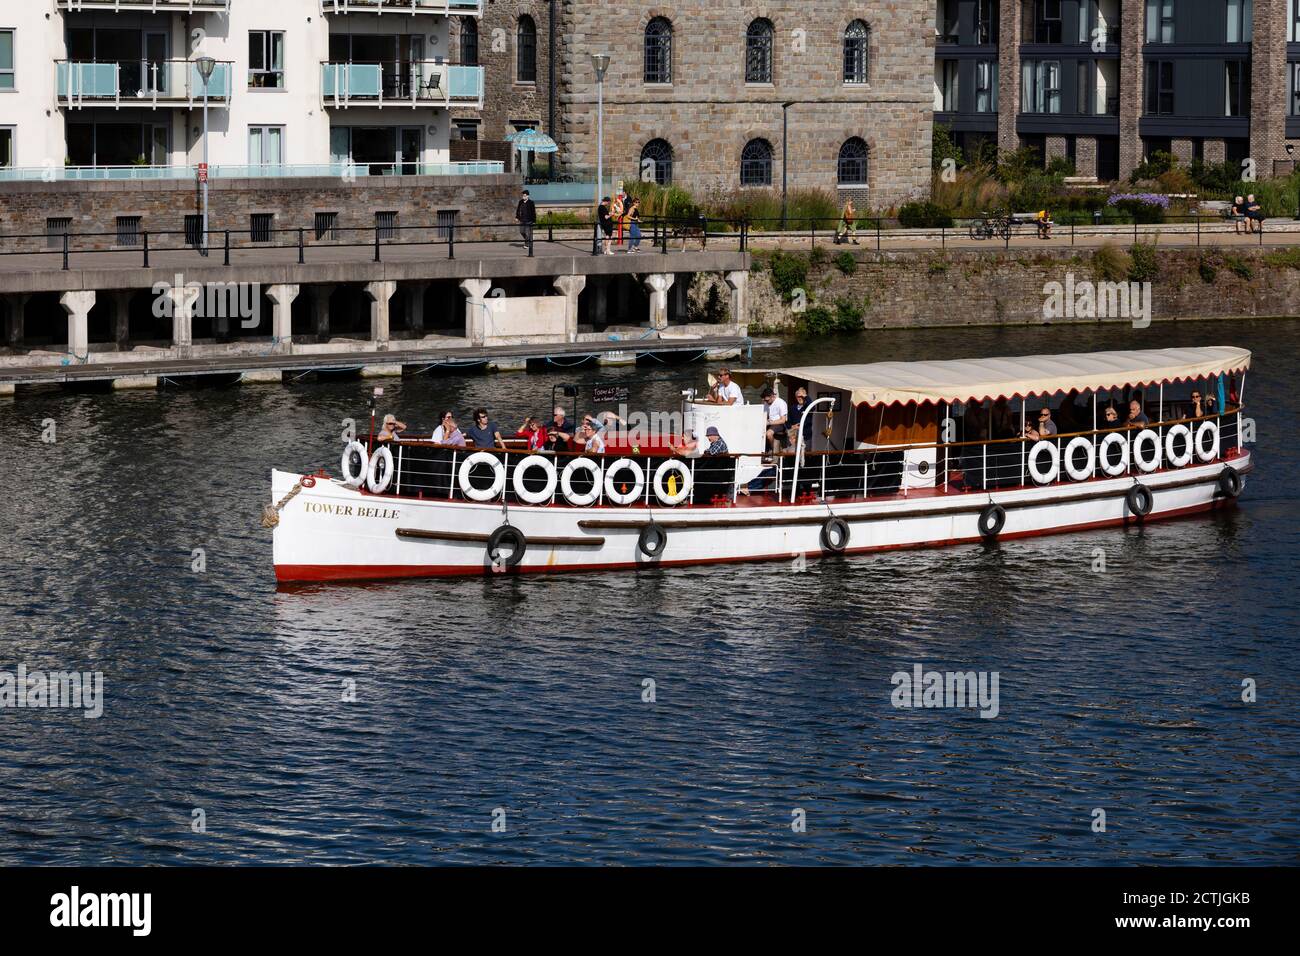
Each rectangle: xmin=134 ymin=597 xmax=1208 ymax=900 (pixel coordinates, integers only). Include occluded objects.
xmin=977 ymin=0 xmax=999 ymax=43
xmin=46 ymin=217 xmax=71 ymax=250
xmin=517 ymin=16 xmax=537 ymax=83
xmin=249 ymin=31 xmax=285 ymax=89
xmin=249 ymin=213 xmax=273 ymax=243
xmin=740 ymin=138 xmax=773 ymax=186
xmin=185 ymin=214 xmax=203 ymax=247
xmin=436 ymin=209 xmax=458 ymax=240
xmin=644 ymin=17 xmax=672 ymax=84
xmin=460 ymin=20 xmax=479 ymax=67
xmin=838 ymin=138 xmax=868 ymax=186
xmin=975 ymin=60 xmax=999 ymax=112
xmin=116 ymin=216 xmax=142 ymax=247
xmin=1034 ymin=0 xmax=1063 ymax=43
xmin=0 ymin=127 xmax=12 ymax=167
xmin=0 ymin=29 xmax=13 ymax=90
xmin=1291 ymin=62 xmax=1300 ymax=115
xmin=1226 ymin=0 xmax=1253 ymax=43
xmin=1225 ymin=61 xmax=1250 ymax=116
xmin=1292 ymin=0 xmax=1300 ymax=42
xmin=843 ymin=21 xmax=868 ymax=84
xmin=453 ymin=119 xmax=479 ymax=141
xmin=248 ymin=125 xmax=284 ymax=166
xmin=1145 ymin=0 xmax=1174 ymax=43
xmin=1021 ymin=60 xmax=1061 ymax=114
xmin=745 ymin=19 xmax=774 ymax=84
xmin=375 ymin=210 xmax=398 ymax=241
xmin=937 ymin=60 xmax=959 ymax=111
xmin=1145 ymin=60 xmax=1174 ymax=114
xmin=640 ymin=139 xmax=673 ymax=185
xmin=314 ymin=212 xmax=339 ymax=241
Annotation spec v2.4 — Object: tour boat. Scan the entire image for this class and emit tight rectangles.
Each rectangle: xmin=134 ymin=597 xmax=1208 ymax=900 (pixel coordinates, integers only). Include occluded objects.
xmin=268 ymin=346 xmax=1252 ymax=582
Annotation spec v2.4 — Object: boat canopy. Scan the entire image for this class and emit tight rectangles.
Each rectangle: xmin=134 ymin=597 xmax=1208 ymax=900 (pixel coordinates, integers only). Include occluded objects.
xmin=730 ymin=346 xmax=1251 ymax=406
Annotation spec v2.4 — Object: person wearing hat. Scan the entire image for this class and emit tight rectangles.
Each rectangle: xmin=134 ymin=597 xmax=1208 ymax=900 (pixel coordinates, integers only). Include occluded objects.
xmin=377 ymin=413 xmax=407 ymax=442
xmin=703 ymin=426 xmax=728 ymax=456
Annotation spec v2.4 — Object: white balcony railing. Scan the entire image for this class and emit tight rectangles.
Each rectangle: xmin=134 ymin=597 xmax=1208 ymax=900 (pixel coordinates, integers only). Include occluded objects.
xmin=57 ymin=0 xmax=231 ymax=11
xmin=320 ymin=61 xmax=484 ymax=109
xmin=56 ymin=59 xmax=234 ymax=109
xmin=320 ymin=0 xmax=483 ymax=15
xmin=0 ymin=161 xmax=506 ymax=183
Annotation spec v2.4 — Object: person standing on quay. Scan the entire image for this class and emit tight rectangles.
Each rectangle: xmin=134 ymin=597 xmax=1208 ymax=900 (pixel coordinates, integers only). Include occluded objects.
xmin=611 ymin=189 xmax=626 ymax=252
xmin=515 ymin=188 xmax=536 ymax=254
xmin=598 ymin=197 xmax=614 ymax=255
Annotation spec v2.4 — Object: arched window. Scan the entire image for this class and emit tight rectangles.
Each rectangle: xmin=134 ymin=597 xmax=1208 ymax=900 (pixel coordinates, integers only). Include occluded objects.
xmin=460 ymin=20 xmax=479 ymax=67
xmin=843 ymin=20 xmax=869 ymax=84
xmin=745 ymin=19 xmax=774 ymax=84
xmin=644 ymin=17 xmax=672 ymax=84
xmin=838 ymin=137 xmax=869 ymax=185
xmin=740 ymin=138 xmax=773 ymax=186
xmin=641 ymin=139 xmax=674 ymax=185
xmin=517 ymin=16 xmax=537 ymax=83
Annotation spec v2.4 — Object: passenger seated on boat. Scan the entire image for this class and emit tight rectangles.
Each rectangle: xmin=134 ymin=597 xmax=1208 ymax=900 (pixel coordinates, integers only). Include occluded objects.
xmin=695 ymin=427 xmax=734 ymax=502
xmin=1102 ymin=405 xmax=1122 ymax=429
xmin=1188 ymin=388 xmax=1207 ymax=420
xmin=761 ymin=387 xmax=790 ymax=453
xmin=1024 ymin=407 xmax=1057 ymax=440
xmin=1126 ymin=399 xmax=1150 ymax=427
xmin=703 ymin=426 xmax=728 ymax=456
xmin=579 ymin=422 xmax=606 ymax=454
xmin=431 ymin=412 xmax=466 ymax=446
xmin=516 ymin=416 xmax=548 ymax=451
xmin=788 ymin=386 xmax=813 ymax=445
xmin=673 ymin=429 xmax=699 ymax=457
xmin=467 ymin=408 xmax=506 ymax=449
xmin=378 ymin=414 xmax=407 ymax=442
xmin=702 ymin=367 xmax=745 ymax=405
xmin=546 ymin=406 xmax=574 ymax=453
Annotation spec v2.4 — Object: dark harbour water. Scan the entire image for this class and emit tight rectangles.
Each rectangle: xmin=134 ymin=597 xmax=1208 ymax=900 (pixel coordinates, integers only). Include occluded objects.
xmin=1 ymin=319 xmax=1297 ymax=866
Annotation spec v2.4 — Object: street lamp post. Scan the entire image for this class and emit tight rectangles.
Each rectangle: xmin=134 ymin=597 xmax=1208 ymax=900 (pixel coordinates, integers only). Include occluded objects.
xmin=591 ymin=53 xmax=610 ymax=213
xmin=195 ymin=56 xmax=217 ymax=257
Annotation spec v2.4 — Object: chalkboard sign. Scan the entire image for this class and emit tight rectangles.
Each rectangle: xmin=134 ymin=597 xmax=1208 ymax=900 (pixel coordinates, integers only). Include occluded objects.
xmin=592 ymin=385 xmax=630 ymax=404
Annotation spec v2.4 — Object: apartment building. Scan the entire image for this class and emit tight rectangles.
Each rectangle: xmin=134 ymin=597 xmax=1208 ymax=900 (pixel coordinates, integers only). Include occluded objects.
xmin=935 ymin=0 xmax=1294 ymax=180
xmin=0 ymin=0 xmax=488 ymax=179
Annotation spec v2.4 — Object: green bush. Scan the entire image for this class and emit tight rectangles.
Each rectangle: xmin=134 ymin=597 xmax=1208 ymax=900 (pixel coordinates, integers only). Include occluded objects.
xmin=537 ymin=210 xmax=587 ymax=227
xmin=1263 ymin=247 xmax=1300 ymax=270
xmin=897 ymin=201 xmax=954 ymax=229
xmin=1188 ymin=159 xmax=1243 ymax=198
xmin=768 ymin=250 xmax=809 ymax=302
xmin=1224 ymin=255 xmax=1254 ymax=280
xmin=1009 ymin=172 xmax=1063 ymax=214
xmin=1046 ymin=156 xmax=1076 ymax=177
xmin=833 ymin=251 xmax=857 ymax=275
xmin=1091 ymin=243 xmax=1132 ymax=282
xmin=1128 ymin=243 xmax=1160 ymax=283
xmin=1131 ymin=150 xmax=1175 ymax=182
xmin=798 ymin=297 xmax=864 ymax=336
xmin=1197 ymin=257 xmax=1217 ymax=283
xmin=932 ymin=123 xmax=965 ymax=172
xmin=808 ymin=245 xmax=828 ymax=266
xmin=997 ymin=146 xmax=1043 ymax=184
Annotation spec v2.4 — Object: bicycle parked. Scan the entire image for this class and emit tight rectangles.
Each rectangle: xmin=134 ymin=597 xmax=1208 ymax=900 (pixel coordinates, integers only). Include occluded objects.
xmin=969 ymin=211 xmax=1011 ymax=241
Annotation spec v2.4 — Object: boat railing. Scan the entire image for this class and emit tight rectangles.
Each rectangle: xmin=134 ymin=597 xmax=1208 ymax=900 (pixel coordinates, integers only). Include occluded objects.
xmin=375 ymin=408 xmax=1243 ymax=507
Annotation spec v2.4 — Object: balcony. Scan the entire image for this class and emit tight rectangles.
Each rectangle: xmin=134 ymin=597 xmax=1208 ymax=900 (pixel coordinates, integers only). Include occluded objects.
xmin=320 ymin=61 xmax=484 ymax=108
xmin=57 ymin=0 xmax=231 ymax=10
xmin=0 ymin=161 xmax=505 ymax=183
xmin=56 ymin=60 xmax=233 ymax=109
xmin=319 ymin=0 xmax=483 ymax=14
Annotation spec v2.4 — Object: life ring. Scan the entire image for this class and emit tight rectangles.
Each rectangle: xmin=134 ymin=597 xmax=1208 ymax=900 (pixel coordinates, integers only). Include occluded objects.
xmin=1217 ymin=467 xmax=1242 ymax=498
xmin=1164 ymin=423 xmax=1193 ymax=468
xmin=458 ymin=451 xmax=506 ymax=502
xmin=653 ymin=459 xmax=692 ymax=506
xmin=1027 ymin=439 xmax=1060 ymax=484
xmin=1063 ymin=436 xmax=1096 ymax=482
xmin=978 ymin=502 xmax=1006 ymax=539
xmin=1125 ymin=483 xmax=1154 ymax=519
xmin=301 ymin=475 xmax=316 ymax=488
xmin=511 ymin=454 xmax=557 ymax=505
xmin=1098 ymin=432 xmax=1129 ymax=477
xmin=341 ymin=440 xmax=369 ymax=488
xmin=487 ymin=525 xmax=526 ymax=568
xmin=1195 ymin=420 xmax=1220 ymax=462
xmin=820 ymin=516 xmax=850 ymax=553
xmin=1132 ymin=429 xmax=1162 ymax=473
xmin=560 ymin=457 xmax=603 ymax=506
xmin=367 ymin=445 xmax=394 ymax=494
xmin=638 ymin=522 xmax=667 ymax=558
xmin=603 ymin=458 xmax=646 ymax=506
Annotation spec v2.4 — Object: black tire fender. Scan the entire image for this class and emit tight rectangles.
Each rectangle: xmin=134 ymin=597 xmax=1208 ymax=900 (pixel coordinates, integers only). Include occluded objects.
xmin=820 ymin=516 xmax=850 ymax=553
xmin=978 ymin=502 xmax=1007 ymax=539
xmin=1217 ymin=467 xmax=1242 ymax=499
xmin=638 ymin=522 xmax=667 ymax=558
xmin=1126 ymin=483 xmax=1154 ymax=519
xmin=487 ymin=525 xmax=527 ymax=568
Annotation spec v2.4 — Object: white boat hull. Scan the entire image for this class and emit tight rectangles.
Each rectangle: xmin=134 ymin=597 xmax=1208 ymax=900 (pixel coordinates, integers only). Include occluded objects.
xmin=270 ymin=453 xmax=1250 ymax=582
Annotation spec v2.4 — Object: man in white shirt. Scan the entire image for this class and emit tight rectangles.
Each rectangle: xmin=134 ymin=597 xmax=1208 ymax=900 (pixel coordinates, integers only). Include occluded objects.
xmin=706 ymin=367 xmax=744 ymax=405
xmin=761 ymin=386 xmax=789 ymax=453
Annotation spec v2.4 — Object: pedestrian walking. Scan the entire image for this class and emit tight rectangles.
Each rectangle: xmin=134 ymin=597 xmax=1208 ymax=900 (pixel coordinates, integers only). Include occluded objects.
xmin=611 ymin=189 xmax=625 ymax=251
xmin=598 ymin=197 xmax=614 ymax=255
xmin=515 ymin=188 xmax=536 ymax=254
xmin=626 ymin=198 xmax=642 ymax=253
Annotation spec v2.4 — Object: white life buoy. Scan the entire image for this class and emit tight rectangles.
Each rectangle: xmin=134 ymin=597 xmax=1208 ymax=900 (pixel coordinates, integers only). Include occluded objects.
xmin=1098 ymin=432 xmax=1129 ymax=477
xmin=1063 ymin=435 xmax=1096 ymax=482
xmin=341 ymin=440 xmax=369 ymax=488
xmin=367 ymin=445 xmax=394 ymax=494
xmin=458 ymin=451 xmax=506 ymax=502
xmin=1027 ymin=439 xmax=1060 ymax=485
xmin=1195 ymin=420 xmax=1220 ymax=462
xmin=603 ymin=458 xmax=646 ymax=506
xmin=1132 ymin=429 xmax=1162 ymax=473
xmin=653 ymin=459 xmax=692 ymax=506
xmin=1164 ymin=423 xmax=1193 ymax=468
xmin=561 ymin=457 xmax=603 ymax=506
xmin=511 ymin=454 xmax=558 ymax=505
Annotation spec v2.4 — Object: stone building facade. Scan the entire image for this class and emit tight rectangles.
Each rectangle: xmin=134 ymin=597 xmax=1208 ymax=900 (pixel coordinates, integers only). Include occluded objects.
xmin=454 ymin=2 xmax=935 ymax=208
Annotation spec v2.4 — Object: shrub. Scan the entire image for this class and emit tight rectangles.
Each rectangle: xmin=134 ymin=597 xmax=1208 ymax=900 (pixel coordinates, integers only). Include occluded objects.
xmin=799 ymin=297 xmax=864 ymax=336
xmin=898 ymin=200 xmax=954 ymax=228
xmin=932 ymin=123 xmax=965 ymax=172
xmin=1224 ymin=255 xmax=1254 ymax=281
xmin=997 ymin=145 xmax=1043 ymax=184
xmin=1263 ymin=247 xmax=1300 ymax=270
xmin=1107 ymin=192 xmax=1169 ymax=223
xmin=1131 ymin=150 xmax=1175 ymax=182
xmin=927 ymin=256 xmax=949 ymax=275
xmin=1009 ymin=172 xmax=1063 ymax=214
xmin=808 ymin=245 xmax=828 ymax=267
xmin=1045 ymin=156 xmax=1076 ymax=177
xmin=537 ymin=210 xmax=587 ymax=227
xmin=1091 ymin=243 xmax=1132 ymax=282
xmin=833 ymin=251 xmax=857 ymax=275
xmin=1197 ymin=257 xmax=1217 ymax=283
xmin=767 ymin=250 xmax=808 ymax=302
xmin=1128 ymin=243 xmax=1160 ymax=283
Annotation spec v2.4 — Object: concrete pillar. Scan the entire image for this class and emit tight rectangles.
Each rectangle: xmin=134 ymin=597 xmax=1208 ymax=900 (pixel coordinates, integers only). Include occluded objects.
xmin=724 ymin=271 xmax=749 ymax=335
xmin=996 ymin=0 xmax=1023 ymax=153
xmin=643 ymin=273 xmax=675 ymax=331
xmin=110 ymin=291 xmax=132 ymax=350
xmin=1203 ymin=139 xmax=1226 ymax=163
xmin=590 ymin=277 xmax=608 ymax=326
xmin=1170 ymin=138 xmax=1194 ymax=164
xmin=552 ymin=275 xmax=587 ymax=343
xmin=459 ymin=278 xmax=492 ymax=346
xmin=1249 ymin=0 xmax=1288 ymax=178
xmin=166 ymin=285 xmax=196 ymax=353
xmin=311 ymin=284 xmax=335 ymax=342
xmin=1118 ymin=0 xmax=1145 ymax=179
xmin=5 ymin=294 xmax=29 ymax=349
xmin=405 ymin=281 xmax=429 ymax=335
xmin=671 ymin=275 xmax=689 ymax=323
xmin=266 ymin=284 xmax=300 ymax=354
xmin=1045 ymin=136 xmax=1068 ymax=163
xmin=364 ymin=280 xmax=397 ymax=348
xmin=1074 ymin=136 xmax=1098 ymax=178
xmin=60 ymin=290 xmax=95 ymax=361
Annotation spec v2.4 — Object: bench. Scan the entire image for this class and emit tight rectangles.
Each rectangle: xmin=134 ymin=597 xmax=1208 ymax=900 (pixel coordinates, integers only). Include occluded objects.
xmin=1011 ymin=212 xmax=1054 ymax=237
